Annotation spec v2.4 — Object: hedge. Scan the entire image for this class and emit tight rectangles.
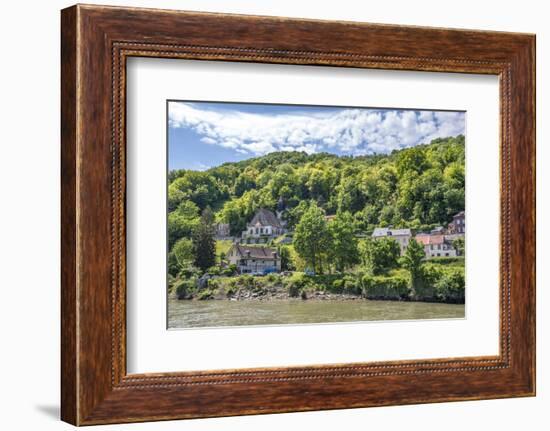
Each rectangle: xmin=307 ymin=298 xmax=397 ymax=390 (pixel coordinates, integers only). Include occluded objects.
xmin=361 ymin=274 xmax=410 ymax=300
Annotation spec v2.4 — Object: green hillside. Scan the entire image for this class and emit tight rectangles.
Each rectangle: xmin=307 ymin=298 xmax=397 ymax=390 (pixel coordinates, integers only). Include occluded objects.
xmin=168 ymin=135 xmax=465 ymax=250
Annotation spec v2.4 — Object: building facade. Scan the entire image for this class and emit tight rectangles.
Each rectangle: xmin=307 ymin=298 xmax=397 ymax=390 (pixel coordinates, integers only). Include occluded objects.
xmin=372 ymin=227 xmax=412 ymax=255
xmin=215 ymin=223 xmax=231 ymax=239
xmin=448 ymin=211 xmax=465 ymax=234
xmin=415 ymin=233 xmax=457 ymax=258
xmin=227 ymin=244 xmax=281 ymax=274
xmin=241 ymin=208 xmax=285 ymax=244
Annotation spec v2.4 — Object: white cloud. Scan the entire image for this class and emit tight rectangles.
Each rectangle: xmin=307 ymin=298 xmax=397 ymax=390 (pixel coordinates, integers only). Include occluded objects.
xmin=169 ymin=102 xmax=465 ymax=156
xmin=188 ymin=162 xmax=211 ymax=171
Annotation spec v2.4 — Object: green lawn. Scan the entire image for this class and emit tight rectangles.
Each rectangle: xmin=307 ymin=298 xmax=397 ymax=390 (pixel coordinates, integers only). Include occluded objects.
xmin=215 ymin=239 xmax=234 ymax=263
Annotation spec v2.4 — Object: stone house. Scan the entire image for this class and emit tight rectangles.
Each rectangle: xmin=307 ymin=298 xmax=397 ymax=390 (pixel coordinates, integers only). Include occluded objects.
xmin=227 ymin=244 xmax=281 ymax=274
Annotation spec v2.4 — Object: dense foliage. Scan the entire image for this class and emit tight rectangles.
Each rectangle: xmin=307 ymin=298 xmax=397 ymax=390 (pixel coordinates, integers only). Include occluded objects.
xmin=167 ymin=135 xmax=465 ymax=245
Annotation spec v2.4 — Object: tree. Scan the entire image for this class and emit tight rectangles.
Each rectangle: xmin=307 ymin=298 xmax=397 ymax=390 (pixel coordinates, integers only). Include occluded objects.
xmin=401 ymin=238 xmax=426 ymax=292
xmin=192 ymin=207 xmax=216 ymax=271
xmin=278 ymin=246 xmax=293 ymax=271
xmin=360 ymin=238 xmax=400 ymax=275
xmin=234 ymin=169 xmax=258 ymax=196
xmin=328 ymin=211 xmax=359 ymax=272
xmin=396 ymin=147 xmax=428 ymax=178
xmin=169 ymin=171 xmax=221 ymax=210
xmin=293 ymin=203 xmax=330 ymax=274
xmin=284 ymin=200 xmax=311 ymax=230
xmin=452 ymin=237 xmax=465 ymax=256
xmin=336 ymin=175 xmax=366 ymax=213
xmin=167 ymin=200 xmax=200 ymax=249
xmin=171 ymin=238 xmax=194 ymax=268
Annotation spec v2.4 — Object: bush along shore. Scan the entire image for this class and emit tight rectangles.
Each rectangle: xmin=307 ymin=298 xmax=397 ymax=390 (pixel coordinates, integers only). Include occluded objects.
xmin=169 ymin=259 xmax=465 ymax=304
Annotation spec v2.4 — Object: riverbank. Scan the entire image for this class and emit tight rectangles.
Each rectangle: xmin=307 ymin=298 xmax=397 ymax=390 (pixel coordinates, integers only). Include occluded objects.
xmin=170 ymin=269 xmax=465 ymax=304
xmin=172 ymin=285 xmax=372 ymax=301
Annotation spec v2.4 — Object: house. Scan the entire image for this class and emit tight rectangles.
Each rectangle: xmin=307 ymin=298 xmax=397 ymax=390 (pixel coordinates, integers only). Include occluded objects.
xmin=215 ymin=223 xmax=231 ymax=239
xmin=372 ymin=228 xmax=412 ymax=255
xmin=227 ymin=244 xmax=281 ymax=274
xmin=415 ymin=233 xmax=457 ymax=258
xmin=241 ymin=208 xmax=285 ymax=244
xmin=448 ymin=211 xmax=465 ymax=234
xmin=431 ymin=226 xmax=445 ymax=235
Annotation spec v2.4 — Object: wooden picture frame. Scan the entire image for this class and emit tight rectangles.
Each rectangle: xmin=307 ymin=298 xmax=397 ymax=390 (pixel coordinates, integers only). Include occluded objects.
xmin=61 ymin=4 xmax=535 ymax=425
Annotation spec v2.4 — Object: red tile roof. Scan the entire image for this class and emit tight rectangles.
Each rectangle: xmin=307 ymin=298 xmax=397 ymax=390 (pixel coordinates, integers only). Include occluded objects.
xmin=415 ymin=234 xmax=444 ymax=245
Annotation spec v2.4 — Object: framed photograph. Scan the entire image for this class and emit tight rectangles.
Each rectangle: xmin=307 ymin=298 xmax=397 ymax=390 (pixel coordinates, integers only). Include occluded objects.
xmin=61 ymin=4 xmax=535 ymax=425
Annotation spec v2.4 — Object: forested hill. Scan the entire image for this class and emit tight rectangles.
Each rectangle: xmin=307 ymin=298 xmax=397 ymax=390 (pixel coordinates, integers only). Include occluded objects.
xmin=168 ymin=135 xmax=465 ymax=247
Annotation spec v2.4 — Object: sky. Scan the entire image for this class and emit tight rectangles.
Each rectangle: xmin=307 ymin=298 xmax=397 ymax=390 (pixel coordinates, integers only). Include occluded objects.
xmin=168 ymin=101 xmax=465 ymax=171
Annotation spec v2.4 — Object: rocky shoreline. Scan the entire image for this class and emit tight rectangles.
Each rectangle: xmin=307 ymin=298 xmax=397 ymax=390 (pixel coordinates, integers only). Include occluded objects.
xmin=175 ymin=286 xmax=387 ymax=302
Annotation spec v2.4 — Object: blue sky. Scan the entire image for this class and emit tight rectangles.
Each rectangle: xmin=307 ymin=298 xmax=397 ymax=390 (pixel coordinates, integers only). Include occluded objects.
xmin=168 ymin=101 xmax=465 ymax=171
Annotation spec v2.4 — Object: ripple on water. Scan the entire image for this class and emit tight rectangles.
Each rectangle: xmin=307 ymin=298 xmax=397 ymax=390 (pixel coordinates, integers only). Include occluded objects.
xmin=168 ymin=298 xmax=465 ymax=329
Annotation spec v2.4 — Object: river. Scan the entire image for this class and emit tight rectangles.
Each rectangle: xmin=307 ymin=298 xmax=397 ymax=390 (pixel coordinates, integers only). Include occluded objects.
xmin=168 ymin=298 xmax=465 ymax=329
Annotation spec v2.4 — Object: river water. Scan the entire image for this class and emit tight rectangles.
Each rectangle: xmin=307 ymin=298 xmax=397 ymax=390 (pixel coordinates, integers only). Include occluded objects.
xmin=168 ymin=298 xmax=465 ymax=329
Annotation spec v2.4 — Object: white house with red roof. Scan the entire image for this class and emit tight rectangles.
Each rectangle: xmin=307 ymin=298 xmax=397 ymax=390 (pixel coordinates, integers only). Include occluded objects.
xmin=415 ymin=233 xmax=457 ymax=258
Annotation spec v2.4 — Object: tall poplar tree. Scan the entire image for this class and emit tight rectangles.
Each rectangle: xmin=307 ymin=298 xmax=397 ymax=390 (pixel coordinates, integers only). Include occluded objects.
xmin=192 ymin=207 xmax=216 ymax=272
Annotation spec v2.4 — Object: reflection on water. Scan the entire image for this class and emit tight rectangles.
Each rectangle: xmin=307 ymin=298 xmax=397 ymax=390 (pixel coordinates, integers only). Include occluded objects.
xmin=168 ymin=298 xmax=465 ymax=329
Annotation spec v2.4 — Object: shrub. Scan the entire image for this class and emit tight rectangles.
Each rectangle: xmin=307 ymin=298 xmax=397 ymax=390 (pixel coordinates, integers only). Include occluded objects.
xmin=331 ymin=278 xmax=344 ymax=293
xmin=361 ymin=274 xmax=409 ymax=300
xmin=266 ymin=273 xmax=280 ymax=283
xmin=343 ymin=276 xmax=361 ymax=295
xmin=174 ymin=278 xmax=197 ymax=300
xmin=207 ymin=278 xmax=220 ymax=290
xmin=167 ymin=252 xmax=180 ymax=277
xmin=411 ymin=265 xmax=441 ymax=301
xmin=197 ymin=289 xmax=214 ymax=300
xmin=435 ymin=269 xmax=465 ymax=303
xmin=178 ymin=265 xmax=200 ymax=279
xmin=221 ymin=266 xmax=236 ymax=276
xmin=237 ymin=275 xmax=255 ymax=289
xmin=206 ymin=266 xmax=221 ymax=276
xmin=286 ymin=273 xmax=307 ymax=297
